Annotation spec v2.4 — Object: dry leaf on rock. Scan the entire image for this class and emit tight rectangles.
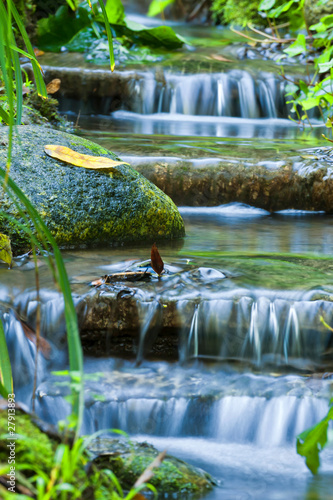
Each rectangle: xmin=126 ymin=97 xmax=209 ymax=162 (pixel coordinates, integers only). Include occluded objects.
xmin=151 ymin=243 xmax=164 ymax=276
xmin=44 ymin=145 xmax=130 ymax=172
xmin=46 ymin=78 xmax=61 ymax=94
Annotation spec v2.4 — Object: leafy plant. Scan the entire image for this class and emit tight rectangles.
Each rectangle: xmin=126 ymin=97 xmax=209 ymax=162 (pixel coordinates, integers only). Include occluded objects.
xmin=0 ymin=0 xmax=84 ymax=435
xmin=255 ymin=0 xmax=333 ymax=131
xmin=296 ymin=401 xmax=333 ymax=474
xmin=36 ymin=0 xmax=185 ymax=56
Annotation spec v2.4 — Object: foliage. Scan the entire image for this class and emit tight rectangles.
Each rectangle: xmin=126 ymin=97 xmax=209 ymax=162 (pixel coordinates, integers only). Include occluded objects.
xmin=36 ymin=0 xmax=185 ymax=55
xmin=0 ymin=413 xmax=157 ymax=499
xmin=148 ymin=0 xmax=175 ymax=17
xmin=211 ymin=0 xmax=263 ymax=26
xmin=296 ymin=401 xmax=333 ymax=474
xmin=258 ymin=0 xmax=305 ymax=30
xmin=253 ymin=0 xmax=333 ymax=130
xmin=0 ymin=0 xmax=84 ymax=434
xmin=0 ymin=318 xmax=13 ymax=398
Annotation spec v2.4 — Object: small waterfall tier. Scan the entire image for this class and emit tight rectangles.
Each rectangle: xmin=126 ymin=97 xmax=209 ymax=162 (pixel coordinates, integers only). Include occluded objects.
xmin=6 ymin=272 xmax=333 ymax=369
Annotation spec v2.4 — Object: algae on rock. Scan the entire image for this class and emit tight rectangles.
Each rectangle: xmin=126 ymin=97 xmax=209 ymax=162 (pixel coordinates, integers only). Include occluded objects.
xmin=0 ymin=125 xmax=185 ymax=253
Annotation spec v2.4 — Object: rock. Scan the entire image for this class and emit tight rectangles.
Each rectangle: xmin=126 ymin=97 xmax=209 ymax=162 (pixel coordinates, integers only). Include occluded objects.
xmin=0 ymin=408 xmax=215 ymax=498
xmin=0 ymin=125 xmax=184 ymax=252
xmin=127 ymin=153 xmax=333 ymax=213
xmin=89 ymin=438 xmax=215 ymax=496
xmin=304 ymin=0 xmax=333 ymax=27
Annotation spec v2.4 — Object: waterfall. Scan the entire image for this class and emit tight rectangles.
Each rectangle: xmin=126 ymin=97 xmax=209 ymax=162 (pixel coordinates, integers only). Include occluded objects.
xmin=126 ymin=70 xmax=282 ymax=118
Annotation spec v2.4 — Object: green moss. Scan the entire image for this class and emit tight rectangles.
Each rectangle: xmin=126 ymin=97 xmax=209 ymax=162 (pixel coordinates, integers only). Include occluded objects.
xmin=93 ymin=440 xmax=214 ymax=495
xmin=180 ymin=250 xmax=333 ymax=290
xmin=0 ymin=125 xmax=185 ymax=253
xmin=211 ymin=0 xmax=262 ymax=26
xmin=0 ymin=412 xmax=55 ymax=474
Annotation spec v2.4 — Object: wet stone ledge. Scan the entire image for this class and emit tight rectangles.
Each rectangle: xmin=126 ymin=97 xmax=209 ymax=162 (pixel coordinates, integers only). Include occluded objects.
xmin=126 ymin=152 xmax=333 ymax=212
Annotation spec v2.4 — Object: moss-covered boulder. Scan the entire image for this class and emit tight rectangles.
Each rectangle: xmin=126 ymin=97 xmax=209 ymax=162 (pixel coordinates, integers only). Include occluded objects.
xmin=304 ymin=0 xmax=333 ymax=27
xmin=89 ymin=438 xmax=215 ymax=496
xmin=0 ymin=409 xmax=215 ymax=498
xmin=0 ymin=125 xmax=184 ymax=253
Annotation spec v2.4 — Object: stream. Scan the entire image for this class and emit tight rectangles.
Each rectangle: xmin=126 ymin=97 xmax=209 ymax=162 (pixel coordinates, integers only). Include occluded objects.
xmin=6 ymin=7 xmax=333 ymax=499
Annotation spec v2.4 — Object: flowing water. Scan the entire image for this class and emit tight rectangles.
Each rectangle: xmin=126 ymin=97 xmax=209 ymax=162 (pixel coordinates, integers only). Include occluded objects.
xmin=7 ymin=8 xmax=333 ymax=499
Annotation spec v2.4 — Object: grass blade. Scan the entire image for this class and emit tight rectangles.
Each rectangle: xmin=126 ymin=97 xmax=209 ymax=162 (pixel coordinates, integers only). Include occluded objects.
xmin=0 ymin=317 xmax=13 ymax=397
xmin=97 ymin=0 xmax=115 ymax=71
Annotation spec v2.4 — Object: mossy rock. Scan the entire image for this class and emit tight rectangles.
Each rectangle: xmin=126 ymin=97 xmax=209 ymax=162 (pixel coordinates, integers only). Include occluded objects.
xmin=0 ymin=409 xmax=56 ymax=476
xmin=304 ymin=0 xmax=333 ymax=27
xmin=90 ymin=438 xmax=215 ymax=496
xmin=0 ymin=410 xmax=215 ymax=498
xmin=0 ymin=125 xmax=185 ymax=253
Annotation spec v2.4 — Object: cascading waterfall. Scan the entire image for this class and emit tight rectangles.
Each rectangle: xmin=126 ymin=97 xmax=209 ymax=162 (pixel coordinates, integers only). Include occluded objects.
xmin=176 ymin=293 xmax=333 ymax=367
xmin=128 ymin=70 xmax=284 ymax=118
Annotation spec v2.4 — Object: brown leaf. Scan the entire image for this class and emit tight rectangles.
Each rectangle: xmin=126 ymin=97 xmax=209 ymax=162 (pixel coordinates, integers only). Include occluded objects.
xmin=44 ymin=145 xmax=129 ymax=172
xmin=46 ymin=78 xmax=61 ymax=94
xmin=210 ymin=54 xmax=233 ymax=62
xmin=20 ymin=319 xmax=51 ymax=359
xmin=33 ymin=48 xmax=45 ymax=57
xmin=150 ymin=243 xmax=164 ymax=276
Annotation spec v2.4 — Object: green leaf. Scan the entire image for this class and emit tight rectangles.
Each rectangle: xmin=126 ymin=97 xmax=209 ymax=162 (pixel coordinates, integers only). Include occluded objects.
xmin=318 ymin=59 xmax=333 ymax=73
xmin=0 ymin=317 xmax=13 ymax=397
xmin=0 ymin=233 xmax=12 ymax=266
xmin=37 ymin=5 xmax=91 ymax=51
xmin=269 ymin=0 xmax=298 ymax=18
xmin=121 ymin=18 xmax=186 ymax=49
xmin=283 ymin=33 xmax=306 ymax=57
xmin=298 ymin=80 xmax=309 ymax=95
xmin=296 ymin=406 xmax=333 ymax=474
xmin=300 ymin=96 xmax=321 ymax=110
xmin=258 ymin=0 xmax=276 ymax=10
xmin=104 ymin=0 xmax=125 ymax=24
xmin=148 ymin=0 xmax=175 ymax=17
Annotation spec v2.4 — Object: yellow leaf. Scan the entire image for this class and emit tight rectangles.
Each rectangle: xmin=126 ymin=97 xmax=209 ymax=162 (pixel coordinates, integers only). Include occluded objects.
xmin=44 ymin=145 xmax=130 ymax=172
xmin=46 ymin=78 xmax=61 ymax=95
xmin=0 ymin=233 xmax=12 ymax=267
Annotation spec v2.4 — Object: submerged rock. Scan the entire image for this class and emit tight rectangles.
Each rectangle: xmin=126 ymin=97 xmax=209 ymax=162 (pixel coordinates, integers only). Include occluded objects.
xmin=0 ymin=125 xmax=184 ymax=252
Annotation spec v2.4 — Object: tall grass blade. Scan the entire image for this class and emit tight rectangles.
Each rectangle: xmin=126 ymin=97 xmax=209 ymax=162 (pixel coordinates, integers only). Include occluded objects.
xmin=0 ymin=317 xmax=13 ymax=397
xmin=0 ymin=166 xmax=84 ymax=434
xmin=8 ymin=0 xmax=47 ymax=98
xmin=97 ymin=0 xmax=115 ymax=71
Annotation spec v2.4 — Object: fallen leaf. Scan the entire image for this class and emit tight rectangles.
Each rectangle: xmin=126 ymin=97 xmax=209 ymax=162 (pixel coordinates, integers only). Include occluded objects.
xmin=19 ymin=318 xmax=51 ymax=359
xmin=22 ymin=84 xmax=31 ymax=96
xmin=0 ymin=233 xmax=12 ymax=267
xmin=46 ymin=78 xmax=61 ymax=94
xmin=301 ymin=154 xmax=319 ymax=160
xmin=151 ymin=243 xmax=164 ymax=276
xmin=44 ymin=145 xmax=130 ymax=172
xmin=33 ymin=48 xmax=45 ymax=57
xmin=210 ymin=54 xmax=233 ymax=62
